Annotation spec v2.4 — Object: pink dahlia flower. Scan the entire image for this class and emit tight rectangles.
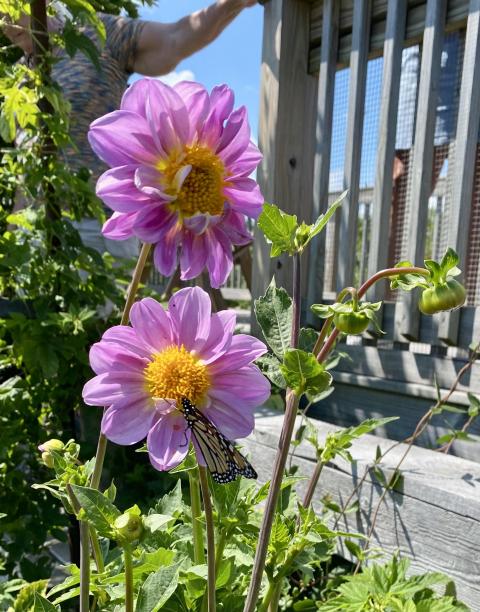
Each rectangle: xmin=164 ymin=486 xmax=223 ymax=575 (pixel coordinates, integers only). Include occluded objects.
xmin=88 ymin=79 xmax=263 ymax=288
xmin=82 ymin=287 xmax=270 ymax=471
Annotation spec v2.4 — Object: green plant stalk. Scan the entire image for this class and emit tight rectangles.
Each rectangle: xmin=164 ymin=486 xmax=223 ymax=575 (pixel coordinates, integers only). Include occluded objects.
xmin=189 ymin=468 xmax=206 ymax=565
xmin=124 ymin=545 xmax=134 ymax=612
xmin=79 ymin=521 xmax=90 ymax=611
xmin=89 ymin=526 xmax=105 ymax=573
xmin=244 ymin=254 xmax=302 ymax=612
xmin=90 ymin=242 xmax=152 ymax=490
xmin=198 ymin=465 xmax=216 ymax=612
xmin=301 ymin=459 xmax=324 ymax=508
xmin=215 ymin=531 xmax=227 ymax=577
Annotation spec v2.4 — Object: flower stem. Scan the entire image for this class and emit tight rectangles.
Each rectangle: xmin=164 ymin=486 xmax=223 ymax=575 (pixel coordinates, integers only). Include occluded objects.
xmin=79 ymin=521 xmax=90 ymax=612
xmin=66 ymin=484 xmax=90 ymax=612
xmin=124 ymin=545 xmax=134 ymax=612
xmin=244 ymin=254 xmax=302 ymax=612
xmin=89 ymin=526 xmax=105 ymax=573
xmin=301 ymin=460 xmax=324 ymax=508
xmin=198 ymin=466 xmax=216 ymax=612
xmin=90 ymin=242 xmax=152 ymax=490
xmin=189 ymin=468 xmax=206 ymax=565
xmin=215 ymin=532 xmax=227 ymax=577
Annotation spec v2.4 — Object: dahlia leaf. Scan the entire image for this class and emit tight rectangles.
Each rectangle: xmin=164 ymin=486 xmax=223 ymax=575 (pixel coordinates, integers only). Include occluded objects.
xmin=70 ymin=485 xmax=120 ymax=538
xmin=33 ymin=593 xmax=59 ymax=612
xmin=254 ymin=279 xmax=293 ymax=359
xmin=307 ymin=190 xmax=347 ymax=243
xmin=258 ymin=203 xmax=298 ymax=257
xmin=280 ymin=349 xmax=332 ymax=397
xmin=136 ymin=563 xmax=181 ymax=612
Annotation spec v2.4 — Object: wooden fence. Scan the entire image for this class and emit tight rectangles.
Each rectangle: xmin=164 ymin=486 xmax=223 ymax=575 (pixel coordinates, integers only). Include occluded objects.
xmin=251 ymin=0 xmax=480 ymax=460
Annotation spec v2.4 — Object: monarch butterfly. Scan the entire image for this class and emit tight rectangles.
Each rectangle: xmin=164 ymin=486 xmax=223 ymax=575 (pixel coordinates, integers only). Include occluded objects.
xmin=179 ymin=397 xmax=257 ymax=484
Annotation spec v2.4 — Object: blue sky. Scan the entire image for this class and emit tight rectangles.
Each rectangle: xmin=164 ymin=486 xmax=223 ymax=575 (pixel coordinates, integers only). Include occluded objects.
xmin=132 ymin=0 xmax=263 ymax=141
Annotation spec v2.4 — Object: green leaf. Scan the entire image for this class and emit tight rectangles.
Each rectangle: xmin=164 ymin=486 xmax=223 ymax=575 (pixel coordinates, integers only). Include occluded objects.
xmin=298 ymin=328 xmax=320 ymax=353
xmin=33 ymin=593 xmax=58 ymax=612
xmin=154 ymin=480 xmax=185 ymax=517
xmin=143 ymin=514 xmax=174 ymax=533
xmin=254 ymin=279 xmax=292 ymax=359
xmin=440 ymin=248 xmax=459 ymax=276
xmin=468 ymin=393 xmax=480 ymax=418
xmin=69 ymin=485 xmax=120 ymax=538
xmin=306 ymin=190 xmax=347 ymax=243
xmin=280 ymin=349 xmax=332 ymax=397
xmin=257 ymin=203 xmax=298 ymax=257
xmin=256 ymin=354 xmax=287 ymax=388
xmin=135 ymin=563 xmax=180 ymax=612
xmin=390 ymin=261 xmax=429 ymax=292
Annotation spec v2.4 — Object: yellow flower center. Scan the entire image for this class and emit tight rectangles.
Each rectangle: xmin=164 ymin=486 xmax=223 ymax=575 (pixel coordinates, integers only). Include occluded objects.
xmin=144 ymin=345 xmax=210 ymax=404
xmin=161 ymin=145 xmax=226 ymax=218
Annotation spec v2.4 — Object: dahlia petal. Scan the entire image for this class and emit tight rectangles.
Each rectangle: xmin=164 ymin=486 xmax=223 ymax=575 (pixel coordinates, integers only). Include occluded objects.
xmin=179 ymin=231 xmax=208 ymax=280
xmin=168 ymin=286 xmax=212 ymax=351
xmin=203 ymin=399 xmax=255 ymax=440
xmin=201 ymin=85 xmax=235 ymax=147
xmin=153 ymin=228 xmax=180 ymax=277
xmin=88 ymin=111 xmax=159 ymax=167
xmin=101 ymin=326 xmax=152 ymax=359
xmin=135 ymin=166 xmax=176 ymax=201
xmin=133 ymin=204 xmax=178 ymax=243
xmin=224 ymin=178 xmax=264 ymax=218
xmin=97 ymin=166 xmax=152 ymax=213
xmin=217 ymin=106 xmax=250 ymax=166
xmin=221 ymin=209 xmax=253 ymax=246
xmin=183 ymin=214 xmax=216 ymax=234
xmin=101 ymin=394 xmax=155 ymax=445
xmin=120 ymin=78 xmax=151 ymax=117
xmin=89 ymin=341 xmax=148 ymax=375
xmin=199 ymin=310 xmax=236 ymax=364
xmin=205 ymin=227 xmax=233 ymax=289
xmin=209 ymin=334 xmax=267 ymax=374
xmin=146 ymin=80 xmax=190 ymax=152
xmin=174 ymin=81 xmax=210 ymax=140
xmin=228 ymin=142 xmax=263 ymax=178
xmin=147 ymin=411 xmax=190 ymax=471
xmin=130 ymin=297 xmax=174 ymax=353
xmin=210 ymin=365 xmax=271 ymax=408
xmin=191 ymin=436 xmax=207 ymax=467
xmin=102 ymin=211 xmax=137 ymax=240
xmin=82 ymin=371 xmax=146 ymax=406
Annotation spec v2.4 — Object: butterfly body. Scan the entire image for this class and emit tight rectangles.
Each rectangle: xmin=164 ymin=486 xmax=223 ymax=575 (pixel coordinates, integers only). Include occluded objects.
xmin=180 ymin=397 xmax=257 ymax=484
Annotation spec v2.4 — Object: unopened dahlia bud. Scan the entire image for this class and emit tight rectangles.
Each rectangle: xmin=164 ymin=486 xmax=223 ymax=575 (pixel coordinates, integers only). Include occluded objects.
xmin=114 ymin=512 xmax=143 ymax=543
xmin=38 ymin=439 xmax=64 ymax=468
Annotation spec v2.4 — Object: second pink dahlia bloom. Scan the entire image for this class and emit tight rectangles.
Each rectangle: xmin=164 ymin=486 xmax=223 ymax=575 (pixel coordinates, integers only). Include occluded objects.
xmin=88 ymin=79 xmax=263 ymax=288
xmin=82 ymin=287 xmax=270 ymax=471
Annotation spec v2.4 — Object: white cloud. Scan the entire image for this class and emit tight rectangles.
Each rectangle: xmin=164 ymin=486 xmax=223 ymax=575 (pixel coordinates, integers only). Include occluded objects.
xmin=157 ymin=69 xmax=195 ymax=87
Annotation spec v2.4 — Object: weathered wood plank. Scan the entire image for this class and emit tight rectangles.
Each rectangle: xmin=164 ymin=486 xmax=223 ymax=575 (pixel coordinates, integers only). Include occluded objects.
xmin=395 ymin=0 xmax=447 ymax=341
xmin=306 ymin=0 xmax=339 ymax=323
xmin=336 ymin=0 xmax=372 ymax=290
xmin=438 ymin=0 xmax=480 ymax=345
xmin=333 ymin=344 xmax=480 ymax=393
xmin=244 ymin=410 xmax=480 ymax=608
xmin=309 ymin=0 xmax=469 ymax=73
xmin=368 ymin=0 xmax=407 ymax=305
xmin=251 ymin=0 xmax=318 ymax=331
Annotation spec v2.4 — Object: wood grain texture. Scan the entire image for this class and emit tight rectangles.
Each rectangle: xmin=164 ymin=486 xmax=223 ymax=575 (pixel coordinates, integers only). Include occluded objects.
xmin=244 ymin=410 xmax=480 ymax=609
xmin=306 ymin=0 xmax=339 ymax=322
xmin=336 ymin=0 xmax=371 ymax=291
xmin=438 ymin=0 xmax=480 ymax=344
xmin=368 ymin=0 xmax=407 ymax=304
xmin=395 ymin=0 xmax=447 ymax=341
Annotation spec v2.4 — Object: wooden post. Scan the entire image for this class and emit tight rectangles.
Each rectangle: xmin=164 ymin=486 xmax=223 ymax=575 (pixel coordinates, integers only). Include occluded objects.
xmin=336 ymin=0 xmax=371 ymax=292
xmin=438 ymin=0 xmax=480 ymax=345
xmin=367 ymin=0 xmax=407 ymax=304
xmin=306 ymin=0 xmax=339 ymax=324
xmin=395 ymin=0 xmax=447 ymax=341
xmin=251 ymin=0 xmax=317 ymax=332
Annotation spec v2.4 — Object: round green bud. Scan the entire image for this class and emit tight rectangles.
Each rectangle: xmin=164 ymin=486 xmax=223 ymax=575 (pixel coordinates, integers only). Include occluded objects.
xmin=114 ymin=512 xmax=143 ymax=543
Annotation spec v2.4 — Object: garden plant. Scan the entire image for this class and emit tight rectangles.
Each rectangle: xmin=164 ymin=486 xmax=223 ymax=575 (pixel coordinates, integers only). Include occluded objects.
xmin=0 ymin=2 xmax=478 ymax=611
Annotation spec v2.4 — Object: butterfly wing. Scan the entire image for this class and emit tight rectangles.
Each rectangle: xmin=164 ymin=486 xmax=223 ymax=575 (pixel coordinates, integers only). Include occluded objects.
xmin=180 ymin=398 xmax=257 ymax=484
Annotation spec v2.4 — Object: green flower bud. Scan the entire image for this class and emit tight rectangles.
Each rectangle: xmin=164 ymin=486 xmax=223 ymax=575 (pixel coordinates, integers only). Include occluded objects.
xmin=39 ymin=439 xmax=64 ymax=468
xmin=114 ymin=512 xmax=143 ymax=543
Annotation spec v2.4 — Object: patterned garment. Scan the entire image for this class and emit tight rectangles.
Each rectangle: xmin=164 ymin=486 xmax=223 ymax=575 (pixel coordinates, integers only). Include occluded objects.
xmin=52 ymin=13 xmax=145 ymax=181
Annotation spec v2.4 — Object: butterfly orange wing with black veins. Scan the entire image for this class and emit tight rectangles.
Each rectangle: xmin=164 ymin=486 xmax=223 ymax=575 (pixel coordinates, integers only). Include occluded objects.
xmin=180 ymin=397 xmax=257 ymax=484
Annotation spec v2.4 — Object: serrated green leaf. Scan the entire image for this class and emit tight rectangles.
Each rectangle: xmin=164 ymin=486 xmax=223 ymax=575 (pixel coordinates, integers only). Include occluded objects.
xmin=70 ymin=485 xmax=120 ymax=538
xmin=306 ymin=190 xmax=347 ymax=244
xmin=254 ymin=280 xmax=292 ymax=359
xmin=33 ymin=593 xmax=58 ymax=612
xmin=135 ymin=563 xmax=180 ymax=612
xmin=256 ymin=353 xmax=287 ymax=388
xmin=298 ymin=327 xmax=320 ymax=353
xmin=143 ymin=514 xmax=174 ymax=533
xmin=257 ymin=203 xmax=297 ymax=257
xmin=280 ymin=349 xmax=332 ymax=397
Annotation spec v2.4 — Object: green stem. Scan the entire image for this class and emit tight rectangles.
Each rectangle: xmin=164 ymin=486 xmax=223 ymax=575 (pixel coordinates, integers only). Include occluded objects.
xmin=198 ymin=466 xmax=216 ymax=612
xmin=301 ymin=460 xmax=324 ymax=509
xmin=90 ymin=242 xmax=152 ymax=490
xmin=189 ymin=468 xmax=206 ymax=565
xmin=215 ymin=532 xmax=227 ymax=578
xmin=79 ymin=521 xmax=90 ymax=612
xmin=89 ymin=526 xmax=105 ymax=573
xmin=258 ymin=580 xmax=276 ymax=612
xmin=124 ymin=545 xmax=134 ymax=612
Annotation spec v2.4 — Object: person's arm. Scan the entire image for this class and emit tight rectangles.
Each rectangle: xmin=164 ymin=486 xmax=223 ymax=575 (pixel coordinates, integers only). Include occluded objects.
xmin=131 ymin=0 xmax=257 ymax=76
